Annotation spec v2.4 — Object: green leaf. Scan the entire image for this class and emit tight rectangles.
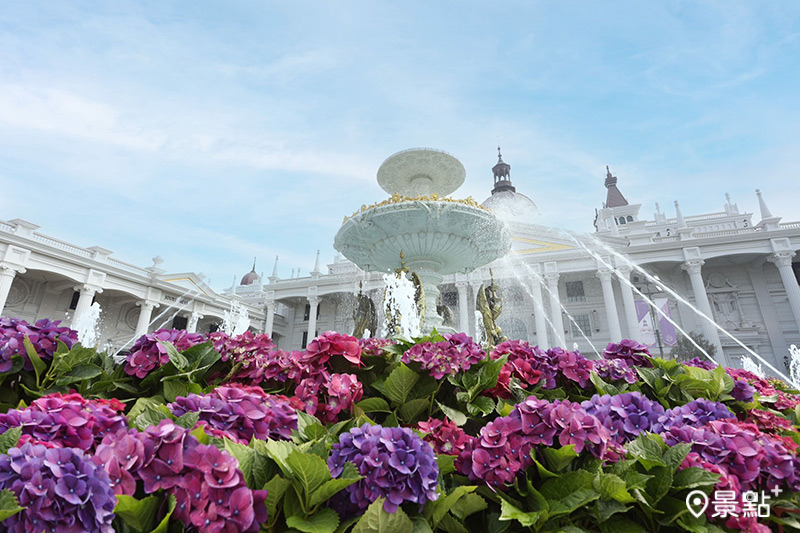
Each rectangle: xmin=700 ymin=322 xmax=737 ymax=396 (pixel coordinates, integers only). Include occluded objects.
xmin=23 ymin=336 xmax=46 ymax=386
xmin=114 ymin=494 xmax=161 ymax=532
xmin=598 ymin=516 xmax=647 ymax=533
xmin=286 ymin=450 xmax=332 ymax=499
xmin=174 ymin=411 xmax=200 ymax=429
xmin=451 ymin=492 xmax=488 ymax=520
xmin=352 ymin=498 xmax=414 ymax=533
xmin=55 ymin=363 xmax=102 ymax=385
xmin=474 ymin=354 xmax=507 ymax=393
xmin=150 ymin=494 xmax=176 ymax=533
xmin=0 ymin=427 xmax=22 ymax=454
xmin=539 ymin=470 xmax=600 ymax=518
xmin=356 ymin=397 xmax=391 ymax=413
xmin=286 ymin=508 xmax=340 ymax=533
xmin=625 ymin=434 xmax=666 ymax=470
xmin=225 ymin=439 xmax=256 ymax=486
xmin=411 ymin=516 xmax=434 ymax=533
xmin=127 ymin=396 xmax=166 ymax=423
xmin=295 ymin=411 xmax=327 ymax=442
xmin=384 ymin=364 xmax=419 ymax=406
xmin=160 ymin=341 xmax=189 ymax=370
xmin=398 ymin=398 xmax=429 ymax=422
xmin=309 ymin=477 xmax=362 ymax=508
xmin=263 ymin=439 xmax=297 ymax=475
xmin=644 ymin=466 xmax=673 ymax=506
xmin=0 ymin=489 xmax=24 ymax=521
xmin=264 ymin=474 xmax=291 ymax=521
xmin=134 ymin=405 xmax=172 ymax=431
xmin=426 ymin=486 xmax=477 ymax=527
xmin=672 ymin=466 xmax=720 ymax=490
xmin=466 ymin=395 xmax=495 ymax=416
xmin=437 ymin=454 xmax=456 ymax=477
xmin=541 ymin=444 xmax=578 ymax=472
xmin=163 ymin=380 xmax=201 ymax=402
xmin=499 ymin=498 xmax=544 ymax=527
xmin=435 ymin=401 xmax=468 ymax=426
xmin=663 ymin=442 xmax=691 ymax=470
xmin=593 ymin=473 xmax=635 ymax=504
xmin=438 ymin=514 xmax=469 ymax=533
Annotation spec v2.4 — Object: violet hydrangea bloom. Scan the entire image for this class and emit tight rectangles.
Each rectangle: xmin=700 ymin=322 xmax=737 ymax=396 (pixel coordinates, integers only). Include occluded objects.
xmin=683 ymin=357 xmax=718 ymax=370
xmin=652 ymin=398 xmax=735 ymax=433
xmin=401 ymin=333 xmax=485 ymax=379
xmin=169 ymin=384 xmax=297 ymax=444
xmin=124 ymin=328 xmax=206 ymax=379
xmin=548 ymin=347 xmax=594 ymax=388
xmin=0 ymin=316 xmax=78 ymax=372
xmin=0 ymin=442 xmax=116 ymax=532
xmin=0 ymin=392 xmax=127 ymax=452
xmin=602 ymin=339 xmax=652 ymax=368
xmin=591 ymin=358 xmax=639 ymax=384
xmin=581 ymin=392 xmax=664 ymax=443
xmin=328 ymin=424 xmax=439 ymax=514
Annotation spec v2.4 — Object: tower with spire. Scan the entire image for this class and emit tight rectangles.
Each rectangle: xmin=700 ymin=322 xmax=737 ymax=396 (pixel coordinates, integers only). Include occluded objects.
xmin=491 ymin=147 xmax=515 ymax=194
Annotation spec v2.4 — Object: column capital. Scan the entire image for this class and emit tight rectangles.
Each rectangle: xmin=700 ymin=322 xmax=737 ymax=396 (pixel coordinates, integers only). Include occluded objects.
xmin=135 ymin=299 xmax=160 ymax=309
xmin=681 ymin=259 xmax=705 ymax=275
xmin=0 ymin=262 xmax=26 ymax=276
xmin=74 ymin=283 xmax=103 ymax=295
xmin=543 ymin=272 xmax=559 ymax=285
xmin=596 ymin=268 xmax=614 ymax=282
xmin=455 ymin=280 xmax=470 ymax=290
xmin=307 ymin=295 xmax=320 ymax=305
xmin=768 ymin=251 xmax=796 ymax=268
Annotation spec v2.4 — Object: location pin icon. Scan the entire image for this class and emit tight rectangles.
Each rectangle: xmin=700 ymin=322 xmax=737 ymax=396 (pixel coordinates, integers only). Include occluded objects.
xmin=686 ymin=490 xmax=709 ymax=518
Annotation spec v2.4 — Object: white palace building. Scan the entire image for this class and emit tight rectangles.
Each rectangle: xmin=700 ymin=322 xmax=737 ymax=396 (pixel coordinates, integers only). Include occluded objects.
xmin=2 ymin=151 xmax=800 ymax=371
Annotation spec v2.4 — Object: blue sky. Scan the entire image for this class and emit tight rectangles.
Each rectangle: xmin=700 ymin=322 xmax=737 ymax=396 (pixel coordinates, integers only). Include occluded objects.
xmin=1 ymin=1 xmax=799 ymax=291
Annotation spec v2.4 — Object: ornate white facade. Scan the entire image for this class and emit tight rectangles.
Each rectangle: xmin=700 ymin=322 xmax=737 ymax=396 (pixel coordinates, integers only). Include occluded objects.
xmin=2 ymin=154 xmax=799 ymax=372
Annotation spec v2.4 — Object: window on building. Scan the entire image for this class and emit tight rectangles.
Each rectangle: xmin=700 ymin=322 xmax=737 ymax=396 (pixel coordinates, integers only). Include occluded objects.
xmin=619 ymin=217 xmax=626 ymax=225
xmin=442 ymin=291 xmax=457 ymax=307
xmin=302 ymin=331 xmax=308 ymax=348
xmin=793 ymin=261 xmax=800 ymax=285
xmin=69 ymin=291 xmax=80 ymax=310
xmin=571 ymin=314 xmax=592 ymax=337
xmin=172 ymin=316 xmax=188 ymax=330
xmin=303 ymin=304 xmax=321 ymax=321
xmin=208 ymin=323 xmax=220 ymax=333
xmin=626 ymin=215 xmax=633 ymax=222
xmin=565 ymin=281 xmax=586 ymax=302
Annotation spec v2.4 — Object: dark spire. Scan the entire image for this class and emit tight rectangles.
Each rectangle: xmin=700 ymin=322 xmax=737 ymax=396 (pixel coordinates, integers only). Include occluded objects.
xmin=240 ymin=257 xmax=260 ymax=285
xmin=491 ymin=146 xmax=515 ymax=194
xmin=604 ymin=165 xmax=628 ymax=208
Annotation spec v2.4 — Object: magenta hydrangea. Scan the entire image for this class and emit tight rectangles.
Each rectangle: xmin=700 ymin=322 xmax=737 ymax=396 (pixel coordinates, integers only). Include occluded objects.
xmin=401 ymin=332 xmax=485 ymax=379
xmin=548 ymin=347 xmax=594 ymax=388
xmin=94 ymin=420 xmax=268 ymax=532
xmin=591 ymin=358 xmax=639 ymax=384
xmin=358 ymin=337 xmax=396 ymax=358
xmin=458 ymin=396 xmax=623 ymax=489
xmin=417 ymin=417 xmax=475 ymax=457
xmin=683 ymin=357 xmax=717 ymax=370
xmin=0 ymin=316 xmax=78 ymax=372
xmin=652 ymin=398 xmax=735 ymax=433
xmin=0 ymin=392 xmax=127 ymax=452
xmin=328 ymin=424 xmax=439 ymax=514
xmin=602 ymin=339 xmax=652 ymax=367
xmin=581 ymin=392 xmax=664 ymax=443
xmin=727 ymin=368 xmax=800 ymax=410
xmin=168 ymin=384 xmax=298 ymax=444
xmin=295 ymin=371 xmax=363 ymax=423
xmin=124 ymin=328 xmax=206 ymax=379
xmin=0 ymin=442 xmax=116 ymax=532
xmin=491 ymin=340 xmax=557 ymax=389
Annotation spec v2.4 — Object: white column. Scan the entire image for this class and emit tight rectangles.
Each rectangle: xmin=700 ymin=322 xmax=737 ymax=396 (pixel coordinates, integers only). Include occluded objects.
xmin=187 ymin=312 xmax=203 ymax=333
xmin=456 ymin=282 xmax=469 ymax=333
xmin=597 ymin=268 xmax=623 ymax=341
xmin=681 ymin=260 xmax=725 ymax=362
xmin=769 ymin=252 xmax=800 ymax=334
xmin=529 ymin=277 xmax=549 ymax=348
xmin=307 ymin=296 xmax=319 ymax=341
xmin=134 ymin=300 xmax=157 ymax=338
xmin=265 ymin=300 xmax=276 ymax=337
xmin=616 ymin=265 xmax=640 ymax=340
xmin=544 ymin=273 xmax=565 ymax=347
xmin=71 ymin=284 xmax=101 ymax=329
xmin=0 ymin=264 xmax=25 ymax=316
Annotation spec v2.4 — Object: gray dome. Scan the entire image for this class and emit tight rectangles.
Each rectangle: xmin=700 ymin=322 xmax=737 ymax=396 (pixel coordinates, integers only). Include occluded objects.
xmin=482 ymin=189 xmax=539 ymax=222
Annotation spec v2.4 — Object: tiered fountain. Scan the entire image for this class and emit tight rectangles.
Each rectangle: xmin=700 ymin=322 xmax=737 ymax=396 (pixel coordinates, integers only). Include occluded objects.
xmin=334 ymin=148 xmax=512 ymax=333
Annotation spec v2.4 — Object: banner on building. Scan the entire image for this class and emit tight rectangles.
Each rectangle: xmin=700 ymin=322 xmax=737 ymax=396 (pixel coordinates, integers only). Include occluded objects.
xmin=635 ymin=298 xmax=678 ymax=347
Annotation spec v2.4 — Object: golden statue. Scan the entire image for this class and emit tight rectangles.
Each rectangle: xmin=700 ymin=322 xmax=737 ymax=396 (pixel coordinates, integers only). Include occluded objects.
xmin=353 ymin=283 xmax=377 ymax=338
xmin=477 ymin=270 xmax=506 ymax=350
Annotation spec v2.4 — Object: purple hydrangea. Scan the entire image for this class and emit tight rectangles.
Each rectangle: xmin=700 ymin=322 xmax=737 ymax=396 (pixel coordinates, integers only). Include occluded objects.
xmin=328 ymin=424 xmax=439 ymax=514
xmin=652 ymin=398 xmax=735 ymax=433
xmin=731 ymin=379 xmax=756 ymax=402
xmin=401 ymin=333 xmax=485 ymax=379
xmin=683 ymin=357 xmax=718 ymax=370
xmin=0 ymin=442 xmax=116 ymax=532
xmin=548 ymin=347 xmax=594 ymax=388
xmin=0 ymin=392 xmax=127 ymax=452
xmin=294 ymin=371 xmax=363 ymax=423
xmin=94 ymin=420 xmax=268 ymax=532
xmin=0 ymin=316 xmax=78 ymax=372
xmin=458 ymin=397 xmax=623 ymax=489
xmin=602 ymin=339 xmax=652 ymax=368
xmin=581 ymin=392 xmax=664 ymax=443
xmin=124 ymin=328 xmax=206 ymax=379
xmin=591 ymin=358 xmax=639 ymax=384
xmin=169 ymin=384 xmax=298 ymax=444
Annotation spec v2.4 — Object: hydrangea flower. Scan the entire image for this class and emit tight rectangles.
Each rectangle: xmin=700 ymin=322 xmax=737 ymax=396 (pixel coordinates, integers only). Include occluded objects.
xmin=652 ymin=398 xmax=735 ymax=433
xmin=304 ymin=331 xmax=363 ymax=366
xmin=591 ymin=358 xmax=638 ymax=384
xmin=727 ymin=368 xmax=800 ymax=410
xmin=94 ymin=420 xmax=267 ymax=532
xmin=458 ymin=396 xmax=622 ymax=489
xmin=0 ymin=392 xmax=127 ymax=452
xmin=168 ymin=384 xmax=298 ymax=444
xmin=124 ymin=328 xmax=206 ymax=378
xmin=402 ymin=333 xmax=485 ymax=379
xmin=731 ymin=379 xmax=756 ymax=402
xmin=358 ymin=337 xmax=396 ymax=358
xmin=548 ymin=347 xmax=593 ymax=388
xmin=328 ymin=424 xmax=439 ymax=514
xmin=0 ymin=316 xmax=78 ymax=372
xmin=682 ymin=357 xmax=717 ymax=370
xmin=208 ymin=331 xmax=284 ymax=385
xmin=417 ymin=417 xmax=475 ymax=457
xmin=581 ymin=392 xmax=664 ymax=442
xmin=745 ymin=408 xmax=795 ymax=434
xmin=295 ymin=371 xmax=363 ymax=423
xmin=491 ymin=340 xmax=557 ymax=389
xmin=0 ymin=442 xmax=116 ymax=532
xmin=601 ymin=339 xmax=652 ymax=367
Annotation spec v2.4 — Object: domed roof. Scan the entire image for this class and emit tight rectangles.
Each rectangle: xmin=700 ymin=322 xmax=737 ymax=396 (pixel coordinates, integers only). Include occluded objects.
xmin=240 ymin=259 xmax=260 ymax=285
xmin=482 ymin=189 xmax=539 ymax=222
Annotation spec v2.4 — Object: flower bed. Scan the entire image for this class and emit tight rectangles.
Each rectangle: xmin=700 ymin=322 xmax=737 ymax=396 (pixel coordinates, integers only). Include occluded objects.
xmin=1 ymin=317 xmax=799 ymax=532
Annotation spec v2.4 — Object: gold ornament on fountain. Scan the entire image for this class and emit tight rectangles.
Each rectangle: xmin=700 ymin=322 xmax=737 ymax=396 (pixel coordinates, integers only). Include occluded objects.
xmin=477 ymin=269 xmax=507 ymax=351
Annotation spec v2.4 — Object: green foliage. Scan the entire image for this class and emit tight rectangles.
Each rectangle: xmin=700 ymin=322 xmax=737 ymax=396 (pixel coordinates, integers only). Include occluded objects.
xmin=0 ymin=489 xmax=24 ymax=521
xmin=669 ymin=332 xmax=717 ymax=362
xmin=352 ymin=498 xmax=413 ymax=533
